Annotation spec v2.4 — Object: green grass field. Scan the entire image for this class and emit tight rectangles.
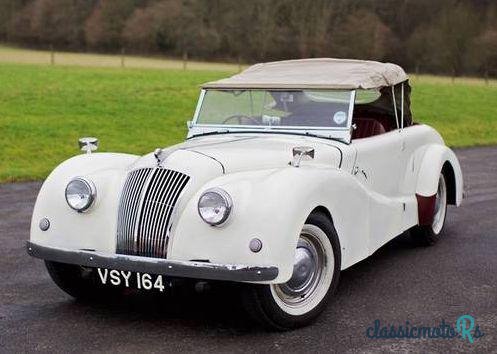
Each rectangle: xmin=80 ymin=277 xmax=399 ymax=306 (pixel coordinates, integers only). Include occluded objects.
xmin=0 ymin=47 xmax=496 ymax=182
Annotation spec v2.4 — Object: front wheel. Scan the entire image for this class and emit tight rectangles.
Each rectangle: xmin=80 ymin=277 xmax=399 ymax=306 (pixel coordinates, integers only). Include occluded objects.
xmin=242 ymin=212 xmax=341 ymax=330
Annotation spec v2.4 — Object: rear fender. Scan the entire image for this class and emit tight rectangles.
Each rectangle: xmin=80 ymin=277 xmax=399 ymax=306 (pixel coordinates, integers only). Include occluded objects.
xmin=416 ymin=144 xmax=463 ymax=207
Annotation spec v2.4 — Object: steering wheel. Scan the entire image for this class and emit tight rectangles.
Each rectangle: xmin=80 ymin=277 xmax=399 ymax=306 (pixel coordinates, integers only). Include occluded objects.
xmin=222 ymin=115 xmax=260 ymax=125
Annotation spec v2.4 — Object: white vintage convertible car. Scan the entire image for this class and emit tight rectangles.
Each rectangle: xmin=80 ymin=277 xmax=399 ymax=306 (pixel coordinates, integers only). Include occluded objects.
xmin=28 ymin=59 xmax=463 ymax=329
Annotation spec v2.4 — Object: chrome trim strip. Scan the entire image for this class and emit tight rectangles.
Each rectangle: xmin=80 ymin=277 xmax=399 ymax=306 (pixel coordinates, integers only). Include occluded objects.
xmin=348 ymin=89 xmax=356 ymax=132
xmin=116 ymin=169 xmax=152 ymax=255
xmin=401 ymin=83 xmax=404 ymax=130
xmin=154 ymin=172 xmax=178 ymax=256
xmin=145 ymin=169 xmax=170 ymax=256
xmin=187 ymin=127 xmax=351 ymax=142
xmin=192 ymin=123 xmax=352 ymax=131
xmin=139 ymin=168 xmax=163 ymax=256
xmin=187 ymin=149 xmax=226 ymax=174
xmin=160 ymin=174 xmax=189 ymax=255
xmin=392 ymin=86 xmax=399 ymax=130
xmin=192 ymin=89 xmax=206 ymax=124
xmin=27 ymin=242 xmax=279 ymax=282
xmin=132 ymin=168 xmax=156 ymax=254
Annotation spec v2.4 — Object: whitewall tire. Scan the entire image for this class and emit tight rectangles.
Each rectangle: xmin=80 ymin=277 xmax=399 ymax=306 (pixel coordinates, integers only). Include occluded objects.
xmin=242 ymin=211 xmax=341 ymax=330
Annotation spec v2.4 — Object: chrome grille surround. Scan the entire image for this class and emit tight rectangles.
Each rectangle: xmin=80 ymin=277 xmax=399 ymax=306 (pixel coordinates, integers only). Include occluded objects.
xmin=116 ymin=168 xmax=190 ymax=258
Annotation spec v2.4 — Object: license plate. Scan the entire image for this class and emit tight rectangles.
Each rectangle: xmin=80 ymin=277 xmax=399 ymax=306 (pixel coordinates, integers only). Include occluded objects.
xmin=96 ymin=268 xmax=165 ymax=292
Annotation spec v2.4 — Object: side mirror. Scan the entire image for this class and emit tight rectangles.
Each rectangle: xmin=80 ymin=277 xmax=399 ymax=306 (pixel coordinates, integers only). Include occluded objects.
xmin=79 ymin=137 xmax=98 ymax=154
xmin=186 ymin=120 xmax=193 ymax=130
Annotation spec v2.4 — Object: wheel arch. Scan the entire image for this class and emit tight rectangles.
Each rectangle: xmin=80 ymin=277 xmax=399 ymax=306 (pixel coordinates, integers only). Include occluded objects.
xmin=308 ymin=205 xmax=334 ymax=224
xmin=306 ymin=205 xmax=342 ymax=269
xmin=442 ymin=161 xmax=457 ymax=205
xmin=415 ymin=144 xmax=463 ymax=207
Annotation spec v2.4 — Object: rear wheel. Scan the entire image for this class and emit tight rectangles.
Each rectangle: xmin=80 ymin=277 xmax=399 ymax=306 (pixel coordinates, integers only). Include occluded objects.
xmin=242 ymin=212 xmax=341 ymax=330
xmin=411 ymin=172 xmax=448 ymax=246
xmin=45 ymin=261 xmax=122 ymax=301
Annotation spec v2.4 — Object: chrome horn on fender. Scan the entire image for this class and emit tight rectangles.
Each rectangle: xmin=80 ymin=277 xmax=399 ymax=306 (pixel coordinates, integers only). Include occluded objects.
xmin=78 ymin=137 xmax=99 ymax=154
xmin=291 ymin=146 xmax=315 ymax=167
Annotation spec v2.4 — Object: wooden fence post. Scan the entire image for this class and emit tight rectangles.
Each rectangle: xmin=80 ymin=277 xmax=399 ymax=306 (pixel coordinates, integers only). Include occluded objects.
xmin=121 ymin=48 xmax=125 ymax=68
xmin=183 ymin=51 xmax=188 ymax=70
xmin=50 ymin=45 xmax=55 ymax=66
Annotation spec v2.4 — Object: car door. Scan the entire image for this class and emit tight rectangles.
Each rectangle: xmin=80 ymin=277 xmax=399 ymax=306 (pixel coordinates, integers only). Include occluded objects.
xmin=352 ymin=131 xmax=404 ymax=197
xmin=351 ymin=131 xmax=406 ymax=251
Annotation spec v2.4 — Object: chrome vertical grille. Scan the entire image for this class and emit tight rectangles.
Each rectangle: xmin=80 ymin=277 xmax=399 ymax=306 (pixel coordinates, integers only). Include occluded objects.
xmin=116 ymin=168 xmax=152 ymax=254
xmin=116 ymin=168 xmax=190 ymax=258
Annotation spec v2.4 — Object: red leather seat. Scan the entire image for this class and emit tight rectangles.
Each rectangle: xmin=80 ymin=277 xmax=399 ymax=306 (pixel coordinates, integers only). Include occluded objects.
xmin=352 ymin=118 xmax=386 ymax=139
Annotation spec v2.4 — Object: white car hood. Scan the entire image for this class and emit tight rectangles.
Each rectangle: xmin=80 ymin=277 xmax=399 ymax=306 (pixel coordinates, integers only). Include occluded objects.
xmin=137 ymin=134 xmax=343 ymax=175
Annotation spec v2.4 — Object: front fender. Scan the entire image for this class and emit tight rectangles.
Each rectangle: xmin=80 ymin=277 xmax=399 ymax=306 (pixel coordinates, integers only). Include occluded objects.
xmin=169 ymin=166 xmax=370 ymax=283
xmin=30 ymin=153 xmax=139 ymax=252
xmin=416 ymin=144 xmax=463 ymax=206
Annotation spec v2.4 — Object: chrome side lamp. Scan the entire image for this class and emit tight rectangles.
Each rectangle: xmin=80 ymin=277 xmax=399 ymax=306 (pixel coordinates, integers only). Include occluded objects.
xmin=292 ymin=146 xmax=315 ymax=167
xmin=79 ymin=137 xmax=99 ymax=154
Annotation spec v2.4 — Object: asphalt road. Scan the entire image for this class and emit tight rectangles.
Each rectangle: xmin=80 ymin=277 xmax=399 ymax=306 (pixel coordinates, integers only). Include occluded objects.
xmin=1 ymin=146 xmax=496 ymax=353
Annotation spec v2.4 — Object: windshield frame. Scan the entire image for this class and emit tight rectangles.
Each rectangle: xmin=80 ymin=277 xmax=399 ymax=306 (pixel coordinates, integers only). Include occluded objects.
xmin=188 ymin=89 xmax=356 ymax=143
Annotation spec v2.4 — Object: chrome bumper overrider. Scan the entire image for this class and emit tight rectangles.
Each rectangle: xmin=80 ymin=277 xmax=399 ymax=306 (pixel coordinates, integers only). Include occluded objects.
xmin=26 ymin=241 xmax=278 ymax=282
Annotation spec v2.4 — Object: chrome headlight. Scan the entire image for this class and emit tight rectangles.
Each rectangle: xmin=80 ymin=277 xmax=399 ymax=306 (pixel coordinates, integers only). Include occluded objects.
xmin=198 ymin=188 xmax=232 ymax=226
xmin=65 ymin=177 xmax=96 ymax=212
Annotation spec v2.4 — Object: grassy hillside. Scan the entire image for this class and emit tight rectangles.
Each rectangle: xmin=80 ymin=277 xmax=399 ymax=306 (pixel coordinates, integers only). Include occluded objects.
xmin=0 ymin=61 xmax=496 ymax=182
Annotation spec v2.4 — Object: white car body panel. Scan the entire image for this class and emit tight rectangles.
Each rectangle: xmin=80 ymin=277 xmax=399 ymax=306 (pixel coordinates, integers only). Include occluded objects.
xmin=30 ymin=124 xmax=463 ymax=284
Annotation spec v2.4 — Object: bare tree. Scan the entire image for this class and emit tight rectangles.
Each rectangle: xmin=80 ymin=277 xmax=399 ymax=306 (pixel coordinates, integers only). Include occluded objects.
xmin=30 ymin=0 xmax=94 ymax=49
xmin=471 ymin=29 xmax=497 ymax=78
xmin=85 ymin=0 xmax=136 ymax=51
xmin=6 ymin=1 xmax=38 ymax=45
xmin=331 ymin=9 xmax=394 ymax=61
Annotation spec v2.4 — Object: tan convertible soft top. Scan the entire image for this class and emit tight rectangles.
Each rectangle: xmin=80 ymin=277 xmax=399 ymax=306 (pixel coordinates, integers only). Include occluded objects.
xmin=202 ymin=58 xmax=408 ymax=90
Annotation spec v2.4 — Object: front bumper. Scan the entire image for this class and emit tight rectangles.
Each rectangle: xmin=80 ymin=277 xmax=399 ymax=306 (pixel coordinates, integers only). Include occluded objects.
xmin=26 ymin=241 xmax=278 ymax=282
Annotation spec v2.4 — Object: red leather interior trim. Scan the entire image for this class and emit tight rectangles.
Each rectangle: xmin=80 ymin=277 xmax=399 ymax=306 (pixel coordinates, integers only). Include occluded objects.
xmin=416 ymin=194 xmax=436 ymax=225
xmin=352 ymin=118 xmax=386 ymax=139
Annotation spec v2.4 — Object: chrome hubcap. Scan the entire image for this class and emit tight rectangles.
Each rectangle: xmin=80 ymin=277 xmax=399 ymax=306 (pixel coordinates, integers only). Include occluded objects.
xmin=432 ymin=175 xmax=447 ymax=234
xmin=275 ymin=232 xmax=326 ymax=306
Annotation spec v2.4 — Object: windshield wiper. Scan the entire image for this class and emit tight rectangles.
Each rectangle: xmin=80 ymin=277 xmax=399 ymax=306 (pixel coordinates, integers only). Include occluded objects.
xmin=187 ymin=130 xmax=349 ymax=145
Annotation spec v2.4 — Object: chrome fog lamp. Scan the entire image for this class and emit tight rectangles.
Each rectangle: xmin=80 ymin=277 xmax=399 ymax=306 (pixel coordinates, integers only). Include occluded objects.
xmin=198 ymin=188 xmax=232 ymax=226
xmin=65 ymin=177 xmax=96 ymax=212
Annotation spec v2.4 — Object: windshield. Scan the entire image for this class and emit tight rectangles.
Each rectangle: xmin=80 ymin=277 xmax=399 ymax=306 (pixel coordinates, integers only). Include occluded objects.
xmin=195 ymin=89 xmax=354 ymax=129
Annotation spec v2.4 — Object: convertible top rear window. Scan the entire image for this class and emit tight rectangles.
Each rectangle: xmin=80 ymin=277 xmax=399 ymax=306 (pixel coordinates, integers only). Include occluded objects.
xmin=353 ymin=82 xmax=412 ymax=128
